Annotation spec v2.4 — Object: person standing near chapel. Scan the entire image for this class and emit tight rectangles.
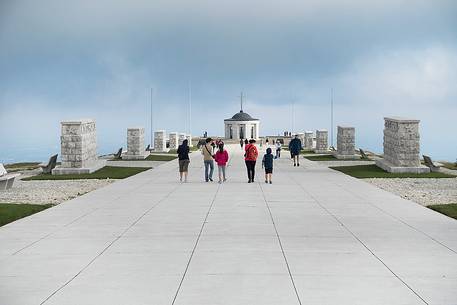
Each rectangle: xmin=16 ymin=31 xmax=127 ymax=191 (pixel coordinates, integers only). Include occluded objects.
xmin=275 ymin=140 xmax=281 ymax=159
xmin=244 ymin=139 xmax=258 ymax=183
xmin=177 ymin=139 xmax=190 ymax=183
xmin=201 ymin=138 xmax=214 ymax=182
xmin=289 ymin=134 xmax=302 ymax=167
xmin=240 ymin=139 xmax=244 ymax=149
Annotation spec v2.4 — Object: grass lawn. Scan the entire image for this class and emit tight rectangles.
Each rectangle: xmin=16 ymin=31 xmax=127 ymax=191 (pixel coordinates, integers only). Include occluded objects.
xmin=23 ymin=166 xmax=150 ymax=180
xmin=146 ymin=154 xmax=178 ymax=161
xmin=5 ymin=162 xmax=41 ymax=172
xmin=305 ymin=154 xmax=338 ymax=161
xmin=330 ymin=164 xmax=455 ymax=179
xmin=0 ymin=203 xmax=53 ymax=227
xmin=428 ymin=204 xmax=457 ymax=220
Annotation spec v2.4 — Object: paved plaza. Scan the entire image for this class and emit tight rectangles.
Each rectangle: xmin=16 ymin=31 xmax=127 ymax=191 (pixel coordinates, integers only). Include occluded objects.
xmin=1 ymin=145 xmax=456 ymax=305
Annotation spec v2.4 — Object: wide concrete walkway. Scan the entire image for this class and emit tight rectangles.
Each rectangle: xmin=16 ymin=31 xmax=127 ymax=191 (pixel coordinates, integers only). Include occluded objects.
xmin=1 ymin=145 xmax=456 ymax=305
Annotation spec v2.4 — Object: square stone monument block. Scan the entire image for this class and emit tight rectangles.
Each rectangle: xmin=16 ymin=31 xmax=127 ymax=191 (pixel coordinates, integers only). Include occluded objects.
xmin=122 ymin=127 xmax=149 ymax=160
xmin=314 ymin=129 xmax=328 ymax=154
xmin=376 ymin=117 xmax=429 ymax=173
xmin=52 ymin=119 xmax=106 ymax=175
xmin=333 ymin=126 xmax=359 ymax=160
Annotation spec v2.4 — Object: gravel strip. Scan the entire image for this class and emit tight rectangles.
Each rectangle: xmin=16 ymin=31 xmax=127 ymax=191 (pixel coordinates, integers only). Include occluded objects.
xmin=364 ymin=178 xmax=457 ymax=206
xmin=0 ymin=179 xmax=115 ymax=205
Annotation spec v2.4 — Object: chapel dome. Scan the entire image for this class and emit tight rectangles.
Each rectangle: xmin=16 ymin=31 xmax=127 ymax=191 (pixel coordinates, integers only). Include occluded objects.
xmin=226 ymin=110 xmax=258 ymax=121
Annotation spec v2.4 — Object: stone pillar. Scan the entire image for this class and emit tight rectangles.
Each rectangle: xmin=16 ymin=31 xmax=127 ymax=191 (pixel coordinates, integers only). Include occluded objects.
xmin=122 ymin=127 xmax=149 ymax=160
xmin=304 ymin=131 xmax=313 ymax=150
xmin=334 ymin=126 xmax=358 ymax=159
xmin=297 ymin=133 xmax=305 ymax=146
xmin=169 ymin=132 xmax=179 ymax=150
xmin=178 ymin=133 xmax=187 ymax=145
xmin=52 ymin=119 xmax=106 ymax=175
xmin=376 ymin=117 xmax=429 ymax=173
xmin=314 ymin=130 xmax=328 ymax=153
xmin=186 ymin=134 xmax=193 ymax=147
xmin=154 ymin=130 xmax=167 ymax=152
xmin=233 ymin=125 xmax=239 ymax=140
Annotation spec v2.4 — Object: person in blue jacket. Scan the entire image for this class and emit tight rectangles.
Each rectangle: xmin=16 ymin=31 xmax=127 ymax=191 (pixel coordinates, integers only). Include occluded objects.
xmin=288 ymin=134 xmax=302 ymax=167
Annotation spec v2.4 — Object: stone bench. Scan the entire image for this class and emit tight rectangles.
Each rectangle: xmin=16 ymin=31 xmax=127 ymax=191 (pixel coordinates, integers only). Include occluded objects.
xmin=0 ymin=164 xmax=20 ymax=191
xmin=423 ymin=155 xmax=440 ymax=172
xmin=39 ymin=154 xmax=58 ymax=174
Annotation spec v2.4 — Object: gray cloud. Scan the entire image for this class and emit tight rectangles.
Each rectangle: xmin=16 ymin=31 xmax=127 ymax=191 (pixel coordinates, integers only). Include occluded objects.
xmin=1 ymin=0 xmax=456 ymax=162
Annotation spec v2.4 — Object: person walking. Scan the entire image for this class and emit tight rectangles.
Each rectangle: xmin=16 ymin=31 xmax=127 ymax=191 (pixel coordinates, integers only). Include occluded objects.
xmin=275 ymin=140 xmax=281 ymax=159
xmin=244 ymin=138 xmax=248 ymax=146
xmin=244 ymin=139 xmax=258 ymax=183
xmin=177 ymin=139 xmax=190 ymax=183
xmin=211 ymin=139 xmax=216 ymax=154
xmin=289 ymin=134 xmax=302 ymax=166
xmin=201 ymin=137 xmax=214 ymax=182
xmin=214 ymin=143 xmax=229 ymax=183
xmin=262 ymin=147 xmax=274 ymax=184
xmin=240 ymin=139 xmax=244 ymax=149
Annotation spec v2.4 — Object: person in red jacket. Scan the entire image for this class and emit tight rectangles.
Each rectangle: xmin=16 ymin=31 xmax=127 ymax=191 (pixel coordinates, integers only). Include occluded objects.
xmin=244 ymin=139 xmax=259 ymax=183
xmin=214 ymin=143 xmax=229 ymax=183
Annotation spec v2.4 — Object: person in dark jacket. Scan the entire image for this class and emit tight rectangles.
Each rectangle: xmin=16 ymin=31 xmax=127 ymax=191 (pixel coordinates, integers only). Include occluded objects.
xmin=288 ymin=135 xmax=302 ymax=167
xmin=177 ymin=139 xmax=190 ymax=182
xmin=262 ymin=147 xmax=274 ymax=184
xmin=240 ymin=139 xmax=244 ymax=149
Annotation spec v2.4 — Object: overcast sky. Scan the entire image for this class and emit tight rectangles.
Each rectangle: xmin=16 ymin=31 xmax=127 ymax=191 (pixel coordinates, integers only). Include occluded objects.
xmin=1 ymin=0 xmax=456 ymax=162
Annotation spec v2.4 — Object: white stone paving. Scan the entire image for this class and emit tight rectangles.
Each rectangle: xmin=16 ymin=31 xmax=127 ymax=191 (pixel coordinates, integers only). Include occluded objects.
xmin=1 ymin=145 xmax=456 ymax=305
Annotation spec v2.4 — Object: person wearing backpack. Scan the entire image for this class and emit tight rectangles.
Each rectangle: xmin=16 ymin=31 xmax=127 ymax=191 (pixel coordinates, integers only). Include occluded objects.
xmin=262 ymin=147 xmax=274 ymax=184
xmin=201 ymin=137 xmax=214 ymax=182
xmin=214 ymin=143 xmax=229 ymax=183
xmin=177 ymin=139 xmax=190 ymax=183
xmin=244 ymin=139 xmax=258 ymax=183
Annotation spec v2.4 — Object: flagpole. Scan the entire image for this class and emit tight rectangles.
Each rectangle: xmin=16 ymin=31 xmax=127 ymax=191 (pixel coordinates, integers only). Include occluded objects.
xmin=150 ymin=87 xmax=153 ymax=147
xmin=188 ymin=81 xmax=192 ymax=135
xmin=331 ymin=88 xmax=334 ymax=147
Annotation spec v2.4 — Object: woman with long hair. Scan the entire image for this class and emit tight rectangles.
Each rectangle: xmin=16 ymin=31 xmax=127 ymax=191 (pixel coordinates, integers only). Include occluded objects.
xmin=214 ymin=143 xmax=229 ymax=183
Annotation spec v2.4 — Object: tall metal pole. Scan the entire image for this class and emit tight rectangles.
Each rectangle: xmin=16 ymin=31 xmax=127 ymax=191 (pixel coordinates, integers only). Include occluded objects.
xmin=150 ymin=87 xmax=153 ymax=147
xmin=292 ymin=100 xmax=295 ymax=134
xmin=188 ymin=81 xmax=192 ymax=135
xmin=331 ymin=88 xmax=334 ymax=147
xmin=240 ymin=91 xmax=244 ymax=111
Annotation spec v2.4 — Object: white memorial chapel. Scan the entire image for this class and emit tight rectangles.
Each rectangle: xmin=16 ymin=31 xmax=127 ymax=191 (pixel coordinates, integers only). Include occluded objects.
xmin=224 ymin=93 xmax=260 ymax=140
